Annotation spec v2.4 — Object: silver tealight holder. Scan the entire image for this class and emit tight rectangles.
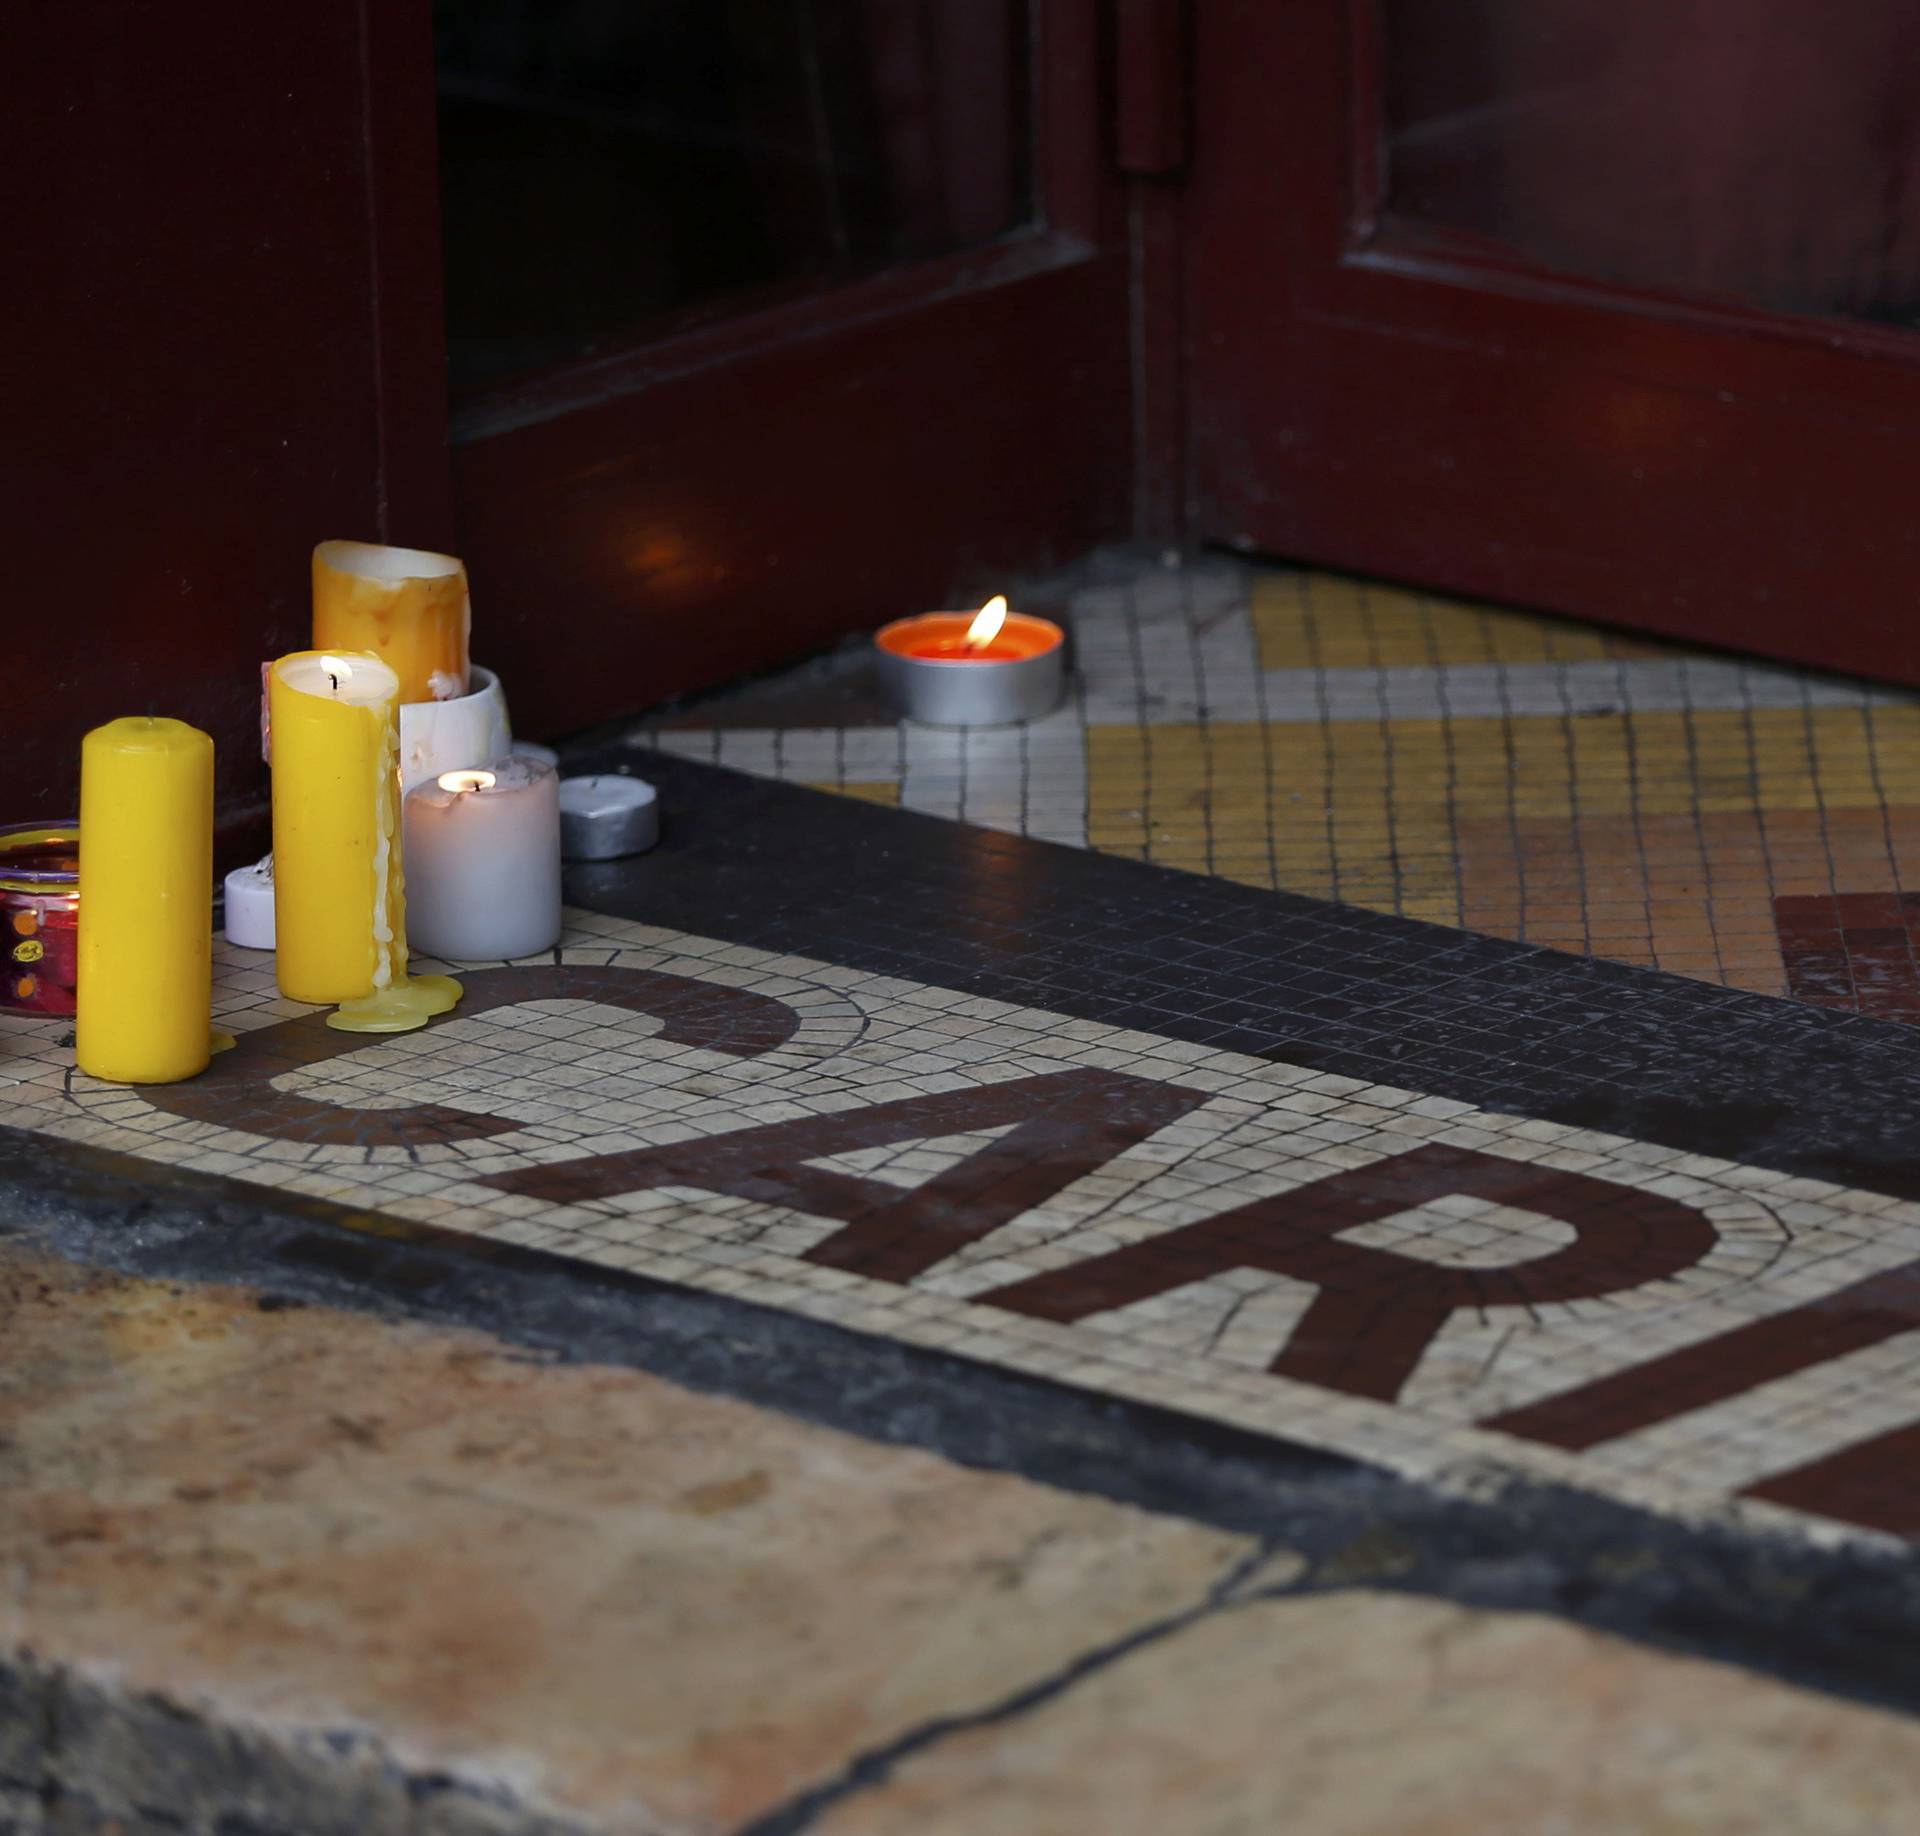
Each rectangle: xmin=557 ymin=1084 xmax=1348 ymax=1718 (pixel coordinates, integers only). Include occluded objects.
xmin=558 ymin=773 xmax=660 ymax=860
xmin=874 ymin=596 xmax=1065 ymax=727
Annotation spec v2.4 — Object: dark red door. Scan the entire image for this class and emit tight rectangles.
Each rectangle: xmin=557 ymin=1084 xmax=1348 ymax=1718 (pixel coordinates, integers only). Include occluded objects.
xmin=6 ymin=0 xmax=450 ymax=844
xmin=1183 ymin=1 xmax=1920 ymax=680
xmin=441 ymin=0 xmax=1132 ymax=739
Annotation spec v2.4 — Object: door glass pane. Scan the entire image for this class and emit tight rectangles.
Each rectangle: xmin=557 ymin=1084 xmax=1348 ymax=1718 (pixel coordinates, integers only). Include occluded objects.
xmin=1380 ymin=2 xmax=1920 ymax=327
xmin=438 ymin=0 xmax=1034 ymax=392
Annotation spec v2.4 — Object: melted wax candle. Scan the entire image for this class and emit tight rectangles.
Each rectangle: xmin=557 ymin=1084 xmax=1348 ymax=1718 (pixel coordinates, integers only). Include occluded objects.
xmin=312 ymin=540 xmax=470 ymax=705
xmin=267 ymin=650 xmax=462 ymax=1034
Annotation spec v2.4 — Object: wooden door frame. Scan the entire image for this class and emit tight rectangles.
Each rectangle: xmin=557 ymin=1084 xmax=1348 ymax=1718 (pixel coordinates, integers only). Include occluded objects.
xmin=451 ymin=0 xmax=1139 ymax=741
xmin=1116 ymin=0 xmax=1196 ymax=542
xmin=363 ymin=0 xmax=459 ymax=553
xmin=1328 ymin=0 xmax=1920 ymax=402
xmin=1179 ymin=0 xmax=1920 ymax=682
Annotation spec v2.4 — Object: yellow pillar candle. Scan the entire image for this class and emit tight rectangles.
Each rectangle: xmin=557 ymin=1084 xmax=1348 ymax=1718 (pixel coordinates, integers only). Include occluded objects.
xmin=76 ymin=718 xmax=214 ymax=1084
xmin=268 ymin=650 xmax=462 ymax=1032
xmin=312 ymin=540 xmax=470 ymax=706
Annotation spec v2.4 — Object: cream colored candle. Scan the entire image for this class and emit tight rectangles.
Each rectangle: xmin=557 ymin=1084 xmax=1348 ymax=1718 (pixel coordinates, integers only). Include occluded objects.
xmin=312 ymin=541 xmax=470 ymax=706
xmin=76 ymin=717 xmax=213 ymax=1083
xmin=268 ymin=650 xmax=461 ymax=1032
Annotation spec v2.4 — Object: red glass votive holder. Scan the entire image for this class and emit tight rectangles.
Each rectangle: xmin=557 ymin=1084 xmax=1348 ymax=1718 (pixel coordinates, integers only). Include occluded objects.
xmin=0 ymin=822 xmax=79 ymax=1018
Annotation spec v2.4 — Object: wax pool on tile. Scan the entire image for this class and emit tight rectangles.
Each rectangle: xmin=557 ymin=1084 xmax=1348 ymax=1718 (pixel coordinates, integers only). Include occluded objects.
xmin=312 ymin=540 xmax=470 ymax=706
xmin=76 ymin=717 xmax=213 ymax=1084
xmin=267 ymin=650 xmax=459 ymax=1031
xmin=403 ymin=759 xmax=561 ymax=962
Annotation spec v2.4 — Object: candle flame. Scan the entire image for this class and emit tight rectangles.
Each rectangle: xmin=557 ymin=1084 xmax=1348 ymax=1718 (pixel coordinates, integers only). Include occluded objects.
xmin=439 ymin=769 xmax=497 ymax=794
xmin=965 ymin=595 xmax=1009 ymax=649
xmin=319 ymin=654 xmax=353 ymax=693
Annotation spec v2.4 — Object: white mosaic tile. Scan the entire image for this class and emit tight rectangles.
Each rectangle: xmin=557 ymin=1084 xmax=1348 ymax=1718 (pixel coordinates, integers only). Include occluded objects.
xmin=5 ymin=914 xmax=1920 ymax=1549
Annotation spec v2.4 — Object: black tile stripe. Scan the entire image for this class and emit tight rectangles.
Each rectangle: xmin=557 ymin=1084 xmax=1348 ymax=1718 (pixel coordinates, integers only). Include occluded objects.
xmin=572 ymin=753 xmax=1920 ymax=1201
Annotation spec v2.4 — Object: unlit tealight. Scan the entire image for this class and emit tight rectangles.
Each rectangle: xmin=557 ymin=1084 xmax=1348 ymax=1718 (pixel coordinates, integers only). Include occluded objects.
xmin=558 ymin=774 xmax=659 ymax=861
xmin=223 ymin=855 xmax=276 ymax=951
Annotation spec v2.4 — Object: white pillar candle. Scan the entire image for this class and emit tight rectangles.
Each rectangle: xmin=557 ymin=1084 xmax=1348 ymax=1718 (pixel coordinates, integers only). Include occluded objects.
xmin=401 ymin=758 xmax=561 ymax=962
xmin=223 ymin=855 xmax=276 ymax=950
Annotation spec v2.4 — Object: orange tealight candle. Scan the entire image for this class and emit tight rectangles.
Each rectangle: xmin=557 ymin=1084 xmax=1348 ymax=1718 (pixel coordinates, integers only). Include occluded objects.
xmin=874 ymin=596 xmax=1066 ymax=726
xmin=879 ymin=596 xmax=1060 ymax=663
xmin=903 ymin=629 xmax=1029 ymax=660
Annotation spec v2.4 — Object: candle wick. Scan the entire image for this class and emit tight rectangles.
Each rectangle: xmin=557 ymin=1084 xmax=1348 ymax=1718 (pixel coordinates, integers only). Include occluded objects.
xmin=328 ymin=672 xmax=339 ymax=692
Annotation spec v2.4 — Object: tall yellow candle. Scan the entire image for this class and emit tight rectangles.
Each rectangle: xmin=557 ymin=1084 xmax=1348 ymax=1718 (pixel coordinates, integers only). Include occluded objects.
xmin=76 ymin=718 xmax=213 ymax=1084
xmin=268 ymin=650 xmax=461 ymax=1033
xmin=312 ymin=540 xmax=470 ymax=706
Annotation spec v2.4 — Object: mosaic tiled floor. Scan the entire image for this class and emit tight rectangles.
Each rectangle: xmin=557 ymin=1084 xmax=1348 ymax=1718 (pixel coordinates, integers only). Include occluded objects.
xmin=9 ymin=766 xmax=1920 ymax=1556
xmin=14 ymin=559 xmax=1920 ymax=1733
xmin=643 ymin=552 xmax=1920 ymax=1014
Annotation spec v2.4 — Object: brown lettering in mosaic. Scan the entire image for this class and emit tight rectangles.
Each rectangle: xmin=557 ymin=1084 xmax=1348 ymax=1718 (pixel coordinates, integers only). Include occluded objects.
xmin=984 ymin=1145 xmax=1719 ymax=1402
xmin=1744 ymin=1420 xmax=1920 ymax=1538
xmin=142 ymin=965 xmax=801 ymax=1147
xmin=1487 ymin=1259 xmax=1920 ymax=1449
xmin=487 ymin=1067 xmax=1210 ymax=1282
xmin=1775 ymin=892 xmax=1920 ymax=1022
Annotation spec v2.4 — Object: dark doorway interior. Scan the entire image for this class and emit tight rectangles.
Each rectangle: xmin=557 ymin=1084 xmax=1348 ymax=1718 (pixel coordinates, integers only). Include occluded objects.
xmin=436 ymin=0 xmax=1034 ymax=393
xmin=441 ymin=0 xmax=1127 ymax=747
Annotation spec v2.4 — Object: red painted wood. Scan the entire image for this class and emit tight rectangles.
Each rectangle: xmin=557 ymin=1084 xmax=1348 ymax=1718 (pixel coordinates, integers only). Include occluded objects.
xmin=1381 ymin=5 xmax=1920 ymax=325
xmin=1114 ymin=0 xmax=1190 ymax=542
xmin=4 ymin=1 xmax=449 ymax=851
xmin=1184 ymin=0 xmax=1920 ymax=681
xmin=1116 ymin=0 xmax=1191 ymax=177
xmin=449 ymin=0 xmax=1131 ymax=732
xmin=362 ymin=0 xmax=458 ymax=552
xmin=457 ymin=237 xmax=1129 ymax=739
xmin=1129 ymin=185 xmax=1191 ymax=542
